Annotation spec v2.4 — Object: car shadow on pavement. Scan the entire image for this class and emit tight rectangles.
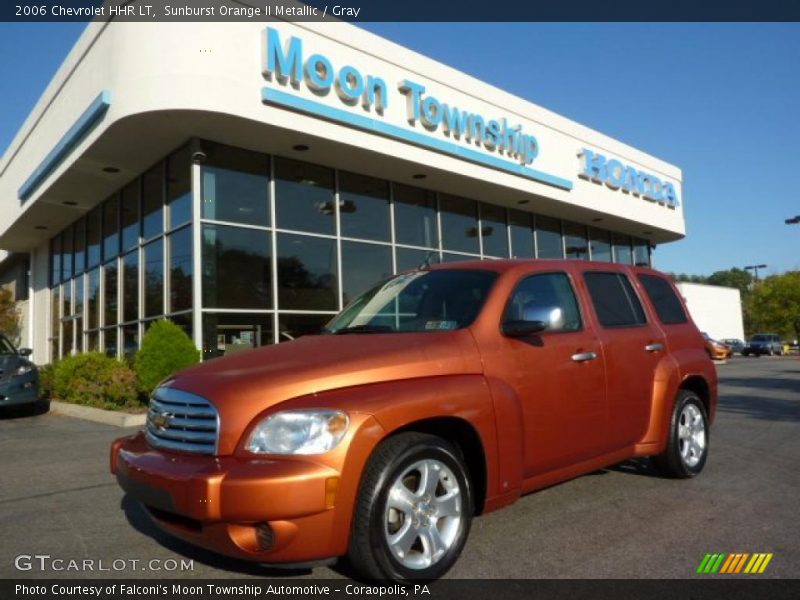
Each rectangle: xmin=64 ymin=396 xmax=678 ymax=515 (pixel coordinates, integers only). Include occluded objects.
xmin=120 ymin=494 xmax=321 ymax=578
xmin=586 ymin=457 xmax=664 ymax=478
xmin=0 ymin=399 xmax=50 ymax=419
xmin=608 ymin=457 xmax=661 ymax=477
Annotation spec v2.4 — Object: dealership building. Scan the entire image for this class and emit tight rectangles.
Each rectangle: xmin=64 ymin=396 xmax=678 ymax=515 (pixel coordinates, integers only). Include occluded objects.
xmin=0 ymin=19 xmax=686 ymax=365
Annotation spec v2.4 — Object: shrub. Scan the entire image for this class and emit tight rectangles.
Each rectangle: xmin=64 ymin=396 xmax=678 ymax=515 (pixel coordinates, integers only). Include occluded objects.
xmin=52 ymin=353 xmax=139 ymax=410
xmin=134 ymin=320 xmax=200 ymax=396
xmin=38 ymin=361 xmax=56 ymax=400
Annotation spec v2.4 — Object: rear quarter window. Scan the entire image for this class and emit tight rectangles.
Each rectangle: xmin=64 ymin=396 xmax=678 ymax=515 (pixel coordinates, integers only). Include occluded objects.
xmin=583 ymin=271 xmax=647 ymax=328
xmin=637 ymin=274 xmax=688 ymax=325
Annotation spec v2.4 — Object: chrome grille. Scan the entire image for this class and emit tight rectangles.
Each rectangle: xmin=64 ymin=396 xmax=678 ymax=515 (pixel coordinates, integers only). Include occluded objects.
xmin=145 ymin=387 xmax=219 ymax=454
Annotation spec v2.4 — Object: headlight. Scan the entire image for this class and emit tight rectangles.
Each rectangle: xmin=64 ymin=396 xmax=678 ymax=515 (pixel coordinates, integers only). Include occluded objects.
xmin=245 ymin=410 xmax=350 ymax=455
xmin=14 ymin=365 xmax=34 ymax=377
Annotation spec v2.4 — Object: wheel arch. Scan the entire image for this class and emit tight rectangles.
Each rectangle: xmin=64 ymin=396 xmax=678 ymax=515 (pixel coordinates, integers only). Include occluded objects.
xmin=679 ymin=375 xmax=711 ymax=419
xmin=388 ymin=416 xmax=488 ymax=515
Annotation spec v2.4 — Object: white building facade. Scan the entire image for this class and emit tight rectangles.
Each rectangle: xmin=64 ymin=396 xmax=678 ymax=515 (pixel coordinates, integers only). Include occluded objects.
xmin=0 ymin=19 xmax=685 ymax=364
xmin=676 ymin=282 xmax=745 ymax=342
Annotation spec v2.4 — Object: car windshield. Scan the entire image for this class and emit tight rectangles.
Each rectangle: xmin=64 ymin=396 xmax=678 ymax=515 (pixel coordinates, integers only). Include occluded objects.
xmin=325 ymin=269 xmax=498 ymax=334
xmin=0 ymin=336 xmax=17 ymax=356
xmin=752 ymin=335 xmax=770 ymax=342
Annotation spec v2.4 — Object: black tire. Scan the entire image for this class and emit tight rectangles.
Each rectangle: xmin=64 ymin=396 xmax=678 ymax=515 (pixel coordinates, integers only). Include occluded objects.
xmin=653 ymin=390 xmax=709 ymax=479
xmin=347 ymin=432 xmax=473 ymax=582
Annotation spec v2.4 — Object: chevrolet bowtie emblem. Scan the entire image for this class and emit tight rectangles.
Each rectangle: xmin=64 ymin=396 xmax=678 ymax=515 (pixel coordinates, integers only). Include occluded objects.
xmin=152 ymin=411 xmax=174 ymax=430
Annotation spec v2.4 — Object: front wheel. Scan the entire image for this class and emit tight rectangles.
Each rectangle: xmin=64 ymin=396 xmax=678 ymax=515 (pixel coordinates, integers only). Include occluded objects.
xmin=348 ymin=432 xmax=473 ymax=582
xmin=653 ymin=390 xmax=709 ymax=478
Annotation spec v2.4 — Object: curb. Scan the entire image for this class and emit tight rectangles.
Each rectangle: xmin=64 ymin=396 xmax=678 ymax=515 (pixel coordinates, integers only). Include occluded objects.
xmin=50 ymin=400 xmax=146 ymax=428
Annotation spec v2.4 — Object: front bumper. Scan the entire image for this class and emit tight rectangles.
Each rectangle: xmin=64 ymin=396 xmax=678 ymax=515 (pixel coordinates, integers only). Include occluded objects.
xmin=0 ymin=372 xmax=39 ymax=407
xmin=111 ymin=432 xmax=346 ymax=563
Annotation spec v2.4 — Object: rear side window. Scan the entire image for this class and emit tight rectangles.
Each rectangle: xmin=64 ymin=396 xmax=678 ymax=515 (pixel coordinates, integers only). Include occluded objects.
xmin=584 ymin=272 xmax=647 ymax=328
xmin=638 ymin=274 xmax=688 ymax=325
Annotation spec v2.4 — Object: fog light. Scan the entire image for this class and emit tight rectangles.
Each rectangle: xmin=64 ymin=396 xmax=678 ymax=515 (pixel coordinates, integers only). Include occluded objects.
xmin=256 ymin=522 xmax=275 ymax=551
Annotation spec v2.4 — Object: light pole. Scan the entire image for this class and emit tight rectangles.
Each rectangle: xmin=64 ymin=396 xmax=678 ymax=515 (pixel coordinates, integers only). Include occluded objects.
xmin=744 ymin=264 xmax=767 ymax=282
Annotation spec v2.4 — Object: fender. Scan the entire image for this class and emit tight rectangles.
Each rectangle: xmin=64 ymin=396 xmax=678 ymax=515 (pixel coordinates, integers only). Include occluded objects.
xmin=635 ymin=346 xmax=716 ymax=456
xmin=635 ymin=352 xmax=682 ymax=455
xmin=251 ymin=374 xmax=498 ymax=557
xmin=481 ymin=375 xmax=525 ymax=511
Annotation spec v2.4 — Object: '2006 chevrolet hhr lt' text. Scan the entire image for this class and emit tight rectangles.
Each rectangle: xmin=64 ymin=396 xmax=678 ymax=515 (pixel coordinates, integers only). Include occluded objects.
xmin=111 ymin=260 xmax=717 ymax=581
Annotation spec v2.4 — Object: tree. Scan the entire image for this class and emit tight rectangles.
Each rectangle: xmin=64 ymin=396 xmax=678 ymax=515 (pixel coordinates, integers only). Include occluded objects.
xmin=707 ymin=267 xmax=753 ymax=296
xmin=0 ymin=287 xmax=20 ymax=343
xmin=744 ymin=271 xmax=800 ymax=340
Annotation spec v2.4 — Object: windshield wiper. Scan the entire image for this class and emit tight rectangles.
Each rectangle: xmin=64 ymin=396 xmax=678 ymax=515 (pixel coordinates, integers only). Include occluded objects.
xmin=332 ymin=325 xmax=394 ymax=335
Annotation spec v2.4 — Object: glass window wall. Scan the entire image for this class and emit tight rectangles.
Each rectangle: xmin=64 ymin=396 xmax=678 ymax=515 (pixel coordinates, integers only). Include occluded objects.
xmin=48 ymin=138 xmax=655 ymax=363
xmin=202 ymin=224 xmax=271 ymax=309
xmin=440 ymin=194 xmax=479 ymax=255
xmin=480 ymin=204 xmax=508 ymax=258
xmin=536 ymin=216 xmax=563 ymax=259
xmin=274 ymin=157 xmax=335 ymax=235
xmin=339 ymin=171 xmax=390 ymax=242
xmin=201 ymin=144 xmax=269 ymax=226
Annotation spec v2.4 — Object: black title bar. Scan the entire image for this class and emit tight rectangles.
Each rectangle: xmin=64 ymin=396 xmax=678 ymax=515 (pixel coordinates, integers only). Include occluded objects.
xmin=2 ymin=0 xmax=800 ymax=22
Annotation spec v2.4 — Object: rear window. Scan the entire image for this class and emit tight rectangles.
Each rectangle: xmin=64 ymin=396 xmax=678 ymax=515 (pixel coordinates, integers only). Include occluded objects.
xmin=637 ymin=274 xmax=688 ymax=325
xmin=752 ymin=334 xmax=778 ymax=342
xmin=584 ymin=272 xmax=647 ymax=328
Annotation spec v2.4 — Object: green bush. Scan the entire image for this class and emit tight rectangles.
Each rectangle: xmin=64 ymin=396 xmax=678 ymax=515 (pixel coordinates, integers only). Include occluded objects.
xmin=52 ymin=353 xmax=139 ymax=410
xmin=134 ymin=320 xmax=200 ymax=396
xmin=38 ymin=361 xmax=56 ymax=400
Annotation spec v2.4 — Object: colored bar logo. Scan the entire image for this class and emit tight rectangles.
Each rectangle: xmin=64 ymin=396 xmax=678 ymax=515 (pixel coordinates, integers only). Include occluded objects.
xmin=697 ymin=553 xmax=773 ymax=574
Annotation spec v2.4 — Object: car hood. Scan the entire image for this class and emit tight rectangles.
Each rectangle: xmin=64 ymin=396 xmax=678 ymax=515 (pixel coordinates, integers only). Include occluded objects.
xmin=165 ymin=331 xmax=483 ymax=455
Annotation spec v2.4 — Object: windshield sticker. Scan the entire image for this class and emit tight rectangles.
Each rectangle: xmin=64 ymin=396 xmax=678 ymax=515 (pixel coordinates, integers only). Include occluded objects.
xmin=425 ymin=320 xmax=458 ymax=330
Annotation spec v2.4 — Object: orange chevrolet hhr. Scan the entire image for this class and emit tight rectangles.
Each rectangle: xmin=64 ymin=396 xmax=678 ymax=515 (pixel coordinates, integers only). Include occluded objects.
xmin=112 ymin=260 xmax=717 ymax=581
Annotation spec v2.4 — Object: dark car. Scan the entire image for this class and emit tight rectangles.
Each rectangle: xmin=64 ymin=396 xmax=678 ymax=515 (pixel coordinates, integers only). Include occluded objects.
xmin=742 ymin=333 xmax=783 ymax=357
xmin=721 ymin=338 xmax=746 ymax=354
xmin=0 ymin=334 xmax=40 ymax=409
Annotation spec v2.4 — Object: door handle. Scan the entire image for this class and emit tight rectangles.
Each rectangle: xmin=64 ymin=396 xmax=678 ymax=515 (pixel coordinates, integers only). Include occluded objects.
xmin=571 ymin=351 xmax=598 ymax=362
xmin=645 ymin=343 xmax=665 ymax=352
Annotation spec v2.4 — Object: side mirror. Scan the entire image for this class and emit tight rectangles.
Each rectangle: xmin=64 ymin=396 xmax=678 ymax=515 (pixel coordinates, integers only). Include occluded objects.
xmin=502 ymin=319 xmax=547 ymax=337
xmin=502 ymin=305 xmax=564 ymax=338
xmin=18 ymin=348 xmax=32 ymax=357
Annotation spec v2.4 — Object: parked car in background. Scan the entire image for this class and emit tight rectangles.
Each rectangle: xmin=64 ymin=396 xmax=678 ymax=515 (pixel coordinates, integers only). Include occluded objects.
xmin=742 ymin=333 xmax=783 ymax=356
xmin=0 ymin=333 xmax=40 ymax=410
xmin=721 ymin=338 xmax=746 ymax=354
xmin=701 ymin=333 xmax=733 ymax=360
xmin=112 ymin=261 xmax=717 ymax=582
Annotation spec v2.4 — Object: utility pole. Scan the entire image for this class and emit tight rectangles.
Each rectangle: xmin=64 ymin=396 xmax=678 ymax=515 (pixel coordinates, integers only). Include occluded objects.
xmin=744 ymin=264 xmax=767 ymax=282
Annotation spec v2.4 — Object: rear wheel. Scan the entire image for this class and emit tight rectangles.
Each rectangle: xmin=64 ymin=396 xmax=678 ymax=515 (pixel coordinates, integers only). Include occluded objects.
xmin=653 ymin=390 xmax=709 ymax=478
xmin=348 ymin=432 xmax=473 ymax=582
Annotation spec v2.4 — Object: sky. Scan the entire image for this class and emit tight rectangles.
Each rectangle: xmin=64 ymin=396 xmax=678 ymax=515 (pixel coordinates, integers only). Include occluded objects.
xmin=1 ymin=21 xmax=799 ymax=277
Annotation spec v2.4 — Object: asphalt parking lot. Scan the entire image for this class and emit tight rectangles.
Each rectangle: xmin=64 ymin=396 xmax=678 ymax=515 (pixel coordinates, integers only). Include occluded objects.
xmin=1 ymin=356 xmax=798 ymax=580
